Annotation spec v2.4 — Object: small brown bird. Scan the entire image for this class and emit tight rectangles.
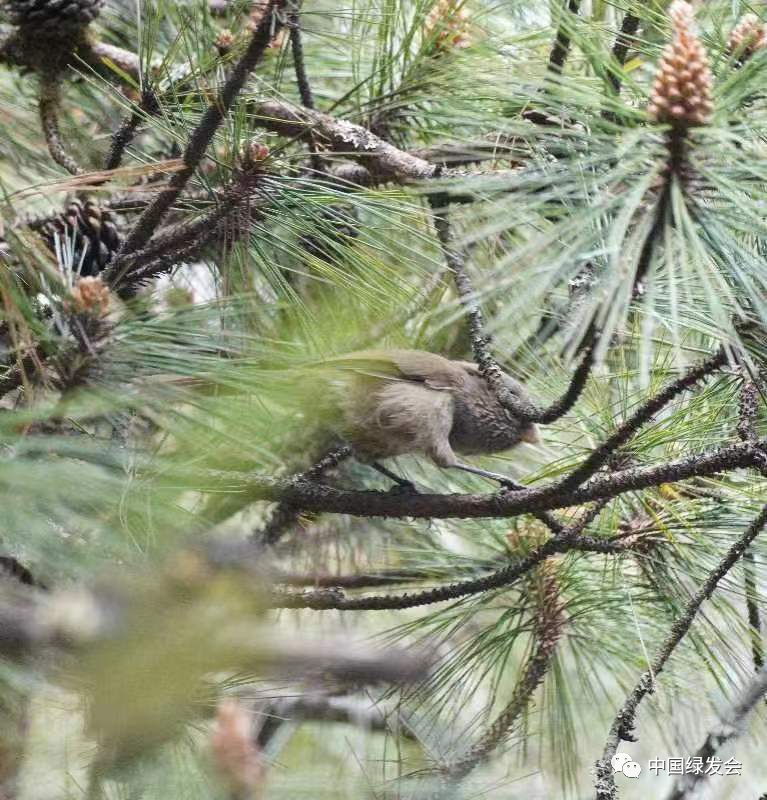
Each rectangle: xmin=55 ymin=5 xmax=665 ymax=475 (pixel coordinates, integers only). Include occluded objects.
xmin=323 ymin=350 xmax=540 ymax=488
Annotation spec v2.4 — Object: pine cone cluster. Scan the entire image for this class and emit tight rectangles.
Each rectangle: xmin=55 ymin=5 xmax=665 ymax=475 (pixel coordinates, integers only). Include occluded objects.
xmin=423 ymin=0 xmax=471 ymax=52
xmin=214 ymin=28 xmax=235 ymax=56
xmin=40 ymin=200 xmax=121 ymax=277
xmin=67 ymin=275 xmax=110 ymax=317
xmin=727 ymin=13 xmax=767 ymax=61
xmin=6 ymin=0 xmax=104 ymax=33
xmin=647 ymin=0 xmax=713 ymax=129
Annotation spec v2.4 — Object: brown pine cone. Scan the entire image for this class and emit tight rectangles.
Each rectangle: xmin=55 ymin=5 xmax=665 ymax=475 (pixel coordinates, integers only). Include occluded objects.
xmin=6 ymin=0 xmax=104 ymax=33
xmin=40 ymin=199 xmax=121 ymax=277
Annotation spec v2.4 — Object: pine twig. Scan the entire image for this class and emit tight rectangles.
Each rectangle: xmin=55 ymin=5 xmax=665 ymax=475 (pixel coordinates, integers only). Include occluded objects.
xmin=288 ymin=8 xmax=314 ymax=110
xmin=548 ymin=0 xmax=581 ymax=74
xmin=743 ymin=549 xmax=764 ymax=671
xmin=429 ymin=198 xmax=595 ymax=425
xmin=665 ymin=664 xmax=767 ymax=800
xmin=113 ymin=0 xmax=286 ymax=260
xmin=105 ymin=88 xmax=159 ymax=171
xmin=738 ymin=378 xmax=764 ymax=672
xmin=273 ymin=501 xmax=608 ymax=593
xmin=0 ymin=348 xmax=43 ymax=401
xmin=595 ymin=503 xmax=767 ymax=800
xmin=256 ymin=694 xmax=419 ymax=749
xmin=287 ymin=5 xmax=325 ymax=175
xmin=557 ymin=348 xmax=728 ymax=492
xmin=252 ymin=445 xmax=352 ymax=548
xmin=737 ymin=379 xmax=759 ymax=443
xmin=106 ymin=160 xmax=272 ymax=292
xmin=39 ymin=78 xmax=84 ymax=176
xmin=441 ymin=559 xmax=564 ymax=779
xmin=274 ymin=566 xmax=450 ymax=589
xmin=271 ymin=512 xmax=625 ymax=612
xmin=607 ymin=9 xmax=641 ymax=95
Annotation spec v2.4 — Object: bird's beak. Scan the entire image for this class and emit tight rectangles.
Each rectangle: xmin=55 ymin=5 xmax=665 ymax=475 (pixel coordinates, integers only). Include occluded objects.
xmin=521 ymin=424 xmax=541 ymax=444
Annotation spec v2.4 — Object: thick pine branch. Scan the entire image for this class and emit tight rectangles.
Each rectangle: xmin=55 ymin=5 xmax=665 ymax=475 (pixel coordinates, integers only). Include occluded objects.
xmin=215 ymin=439 xmax=767 ymax=520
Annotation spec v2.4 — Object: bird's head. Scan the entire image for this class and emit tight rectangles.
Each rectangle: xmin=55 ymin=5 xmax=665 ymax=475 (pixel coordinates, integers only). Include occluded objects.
xmin=500 ymin=372 xmax=541 ymax=444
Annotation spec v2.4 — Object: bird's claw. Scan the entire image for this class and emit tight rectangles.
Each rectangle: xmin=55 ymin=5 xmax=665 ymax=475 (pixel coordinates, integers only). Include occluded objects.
xmin=388 ymin=481 xmax=419 ymax=495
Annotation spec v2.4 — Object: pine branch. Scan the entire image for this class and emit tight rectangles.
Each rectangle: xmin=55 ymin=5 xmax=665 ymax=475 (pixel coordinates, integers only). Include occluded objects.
xmin=81 ymin=40 xmax=141 ymax=80
xmin=113 ymin=0 xmax=286 ymax=260
xmin=557 ymin=349 xmax=728 ymax=491
xmin=737 ymin=376 xmax=764 ymax=673
xmin=273 ymin=500 xmax=607 ymax=596
xmin=288 ymin=7 xmax=314 ymax=110
xmin=743 ymin=549 xmax=764 ymax=671
xmin=256 ymin=694 xmax=419 ymax=746
xmin=595 ymin=503 xmax=767 ymax=800
xmin=274 ymin=566 xmax=458 ymax=589
xmin=738 ymin=379 xmax=759 ymax=443
xmin=0 ymin=348 xmax=43 ymax=400
xmin=270 ymin=519 xmax=630 ymax=612
xmin=106 ymin=160 xmax=273 ymax=291
xmin=216 ymin=438 xmax=767 ymax=520
xmin=251 ymin=445 xmax=352 ymax=547
xmin=252 ymin=100 xmax=441 ymax=182
xmin=607 ymin=9 xmax=641 ymax=95
xmin=441 ymin=559 xmax=564 ymax=779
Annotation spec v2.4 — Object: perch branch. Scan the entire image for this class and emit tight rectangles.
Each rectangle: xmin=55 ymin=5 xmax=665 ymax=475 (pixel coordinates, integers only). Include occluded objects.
xmin=209 ymin=439 xmax=767 ymax=520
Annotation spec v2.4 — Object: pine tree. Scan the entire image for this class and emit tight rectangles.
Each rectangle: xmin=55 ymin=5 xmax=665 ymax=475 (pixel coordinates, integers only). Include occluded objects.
xmin=3 ymin=2 xmax=767 ymax=799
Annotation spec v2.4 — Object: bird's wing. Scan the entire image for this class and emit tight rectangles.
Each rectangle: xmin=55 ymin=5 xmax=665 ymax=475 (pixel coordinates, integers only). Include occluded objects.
xmin=308 ymin=350 xmax=464 ymax=390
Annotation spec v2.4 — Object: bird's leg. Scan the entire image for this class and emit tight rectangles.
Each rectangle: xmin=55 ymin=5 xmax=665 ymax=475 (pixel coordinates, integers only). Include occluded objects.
xmin=370 ymin=462 xmax=418 ymax=494
xmin=450 ymin=462 xmax=521 ymax=489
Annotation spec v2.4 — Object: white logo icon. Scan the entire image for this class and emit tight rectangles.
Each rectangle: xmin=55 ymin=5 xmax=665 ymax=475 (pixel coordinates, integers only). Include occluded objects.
xmin=611 ymin=752 xmax=642 ymax=779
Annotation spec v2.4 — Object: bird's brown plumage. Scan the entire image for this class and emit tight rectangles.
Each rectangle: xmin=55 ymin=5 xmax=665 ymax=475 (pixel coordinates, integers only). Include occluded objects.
xmin=323 ymin=350 xmax=539 ymax=469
